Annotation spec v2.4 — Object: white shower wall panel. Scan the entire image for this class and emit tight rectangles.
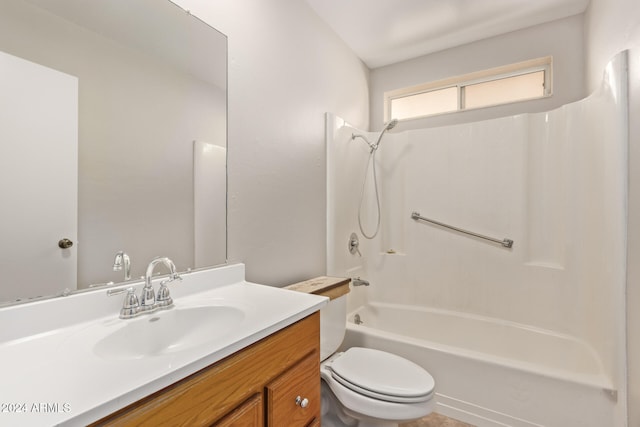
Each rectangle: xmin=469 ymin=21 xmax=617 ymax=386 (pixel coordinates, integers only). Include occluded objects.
xmin=327 ymin=52 xmax=627 ymax=395
xmin=325 ymin=115 xmax=376 ymax=277
xmin=398 ymin=117 xmax=535 ymax=322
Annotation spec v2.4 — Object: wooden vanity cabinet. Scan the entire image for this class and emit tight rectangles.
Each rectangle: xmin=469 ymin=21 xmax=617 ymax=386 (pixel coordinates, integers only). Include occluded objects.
xmin=92 ymin=312 xmax=320 ymax=427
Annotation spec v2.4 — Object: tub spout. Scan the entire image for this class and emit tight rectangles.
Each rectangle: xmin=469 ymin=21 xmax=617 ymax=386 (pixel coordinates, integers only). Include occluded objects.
xmin=352 ymin=277 xmax=369 ymax=287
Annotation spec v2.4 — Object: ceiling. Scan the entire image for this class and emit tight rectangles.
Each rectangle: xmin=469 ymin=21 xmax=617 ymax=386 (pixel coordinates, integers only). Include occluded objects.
xmin=304 ymin=0 xmax=590 ymax=69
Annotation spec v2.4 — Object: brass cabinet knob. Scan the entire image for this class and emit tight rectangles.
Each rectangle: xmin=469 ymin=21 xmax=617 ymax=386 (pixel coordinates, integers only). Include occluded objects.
xmin=58 ymin=238 xmax=74 ymax=249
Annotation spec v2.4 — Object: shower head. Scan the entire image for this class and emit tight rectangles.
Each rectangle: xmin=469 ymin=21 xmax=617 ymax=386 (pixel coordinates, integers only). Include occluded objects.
xmin=373 ymin=118 xmax=399 ymax=150
xmin=351 ymin=119 xmax=399 ymax=153
xmin=384 ymin=118 xmax=399 ymax=131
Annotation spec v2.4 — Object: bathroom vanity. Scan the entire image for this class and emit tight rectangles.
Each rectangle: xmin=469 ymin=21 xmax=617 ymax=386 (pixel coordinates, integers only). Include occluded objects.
xmin=93 ymin=312 xmax=320 ymax=426
xmin=0 ymin=264 xmax=326 ymax=426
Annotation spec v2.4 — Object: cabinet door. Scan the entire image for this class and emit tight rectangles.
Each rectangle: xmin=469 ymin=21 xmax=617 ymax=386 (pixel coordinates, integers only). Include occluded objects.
xmin=266 ymin=352 xmax=320 ymax=427
xmin=215 ymin=394 xmax=263 ymax=426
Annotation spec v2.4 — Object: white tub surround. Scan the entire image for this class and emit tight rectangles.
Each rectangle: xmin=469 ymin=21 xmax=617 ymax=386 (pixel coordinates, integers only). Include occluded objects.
xmin=0 ymin=263 xmax=327 ymax=426
xmin=327 ymin=52 xmax=628 ymax=426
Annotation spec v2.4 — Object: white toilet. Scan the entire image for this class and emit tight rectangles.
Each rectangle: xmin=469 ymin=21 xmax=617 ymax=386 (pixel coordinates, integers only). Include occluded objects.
xmin=319 ymin=295 xmax=435 ymax=427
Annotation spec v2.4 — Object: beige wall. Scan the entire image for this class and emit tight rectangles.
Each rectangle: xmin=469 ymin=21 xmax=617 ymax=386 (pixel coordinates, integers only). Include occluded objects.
xmin=369 ymin=15 xmax=585 ymax=131
xmin=172 ymin=0 xmax=370 ymax=286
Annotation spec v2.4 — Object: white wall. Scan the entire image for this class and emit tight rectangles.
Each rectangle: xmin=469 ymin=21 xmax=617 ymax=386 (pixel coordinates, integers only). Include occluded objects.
xmin=369 ymin=15 xmax=585 ymax=131
xmin=171 ymin=0 xmax=370 ymax=286
xmin=585 ymin=2 xmax=640 ymax=426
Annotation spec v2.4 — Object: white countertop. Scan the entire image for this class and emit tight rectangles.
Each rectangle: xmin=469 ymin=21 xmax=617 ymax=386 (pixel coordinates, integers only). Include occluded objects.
xmin=0 ymin=263 xmax=327 ymax=426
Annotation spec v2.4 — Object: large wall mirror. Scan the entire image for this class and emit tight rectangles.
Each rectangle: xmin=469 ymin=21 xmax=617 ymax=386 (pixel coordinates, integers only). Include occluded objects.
xmin=0 ymin=0 xmax=227 ymax=305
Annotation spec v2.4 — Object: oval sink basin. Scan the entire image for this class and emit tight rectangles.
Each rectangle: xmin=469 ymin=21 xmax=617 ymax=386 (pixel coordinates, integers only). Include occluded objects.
xmin=94 ymin=305 xmax=244 ymax=360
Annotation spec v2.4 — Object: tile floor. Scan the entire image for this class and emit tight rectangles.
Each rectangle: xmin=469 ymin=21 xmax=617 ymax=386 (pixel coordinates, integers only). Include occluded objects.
xmin=400 ymin=412 xmax=475 ymax=427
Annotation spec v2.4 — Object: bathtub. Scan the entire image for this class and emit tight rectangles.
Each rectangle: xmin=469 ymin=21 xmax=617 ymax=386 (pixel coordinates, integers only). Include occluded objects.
xmin=342 ymin=302 xmax=617 ymax=427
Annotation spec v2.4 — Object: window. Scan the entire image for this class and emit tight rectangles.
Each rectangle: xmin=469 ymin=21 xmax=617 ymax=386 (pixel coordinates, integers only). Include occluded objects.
xmin=391 ymin=86 xmax=458 ymax=119
xmin=384 ymin=57 xmax=552 ymax=121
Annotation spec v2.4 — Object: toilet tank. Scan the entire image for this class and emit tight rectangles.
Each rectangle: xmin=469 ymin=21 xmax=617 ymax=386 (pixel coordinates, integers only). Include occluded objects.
xmin=283 ymin=276 xmax=351 ymax=361
xmin=320 ymin=294 xmax=347 ymax=361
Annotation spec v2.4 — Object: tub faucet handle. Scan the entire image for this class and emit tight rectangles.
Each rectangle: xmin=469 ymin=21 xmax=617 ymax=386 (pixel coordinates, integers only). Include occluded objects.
xmin=348 ymin=233 xmax=361 ymax=257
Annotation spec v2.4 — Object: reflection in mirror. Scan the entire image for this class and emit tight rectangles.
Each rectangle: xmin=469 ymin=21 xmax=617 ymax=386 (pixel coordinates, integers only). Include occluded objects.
xmin=0 ymin=0 xmax=227 ymax=305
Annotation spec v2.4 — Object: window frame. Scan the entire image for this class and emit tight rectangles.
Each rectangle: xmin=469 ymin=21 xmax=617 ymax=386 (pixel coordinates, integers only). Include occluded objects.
xmin=384 ymin=56 xmax=553 ymax=122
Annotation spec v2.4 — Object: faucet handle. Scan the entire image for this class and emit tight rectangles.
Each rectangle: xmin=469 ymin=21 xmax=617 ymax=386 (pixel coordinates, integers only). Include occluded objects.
xmin=107 ymin=287 xmax=140 ymax=319
xmin=156 ymin=274 xmax=182 ymax=309
xmin=159 ymin=272 xmax=182 ymax=286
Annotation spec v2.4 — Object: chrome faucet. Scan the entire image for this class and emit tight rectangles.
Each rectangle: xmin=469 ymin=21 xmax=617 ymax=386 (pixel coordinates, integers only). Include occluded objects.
xmin=351 ymin=277 xmax=370 ymax=287
xmin=140 ymin=256 xmax=182 ymax=312
xmin=107 ymin=257 xmax=181 ymax=319
xmin=113 ymin=251 xmax=131 ymax=281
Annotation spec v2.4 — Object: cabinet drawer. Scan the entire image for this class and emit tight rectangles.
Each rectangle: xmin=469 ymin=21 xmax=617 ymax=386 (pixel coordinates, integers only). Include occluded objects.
xmin=266 ymin=352 xmax=320 ymax=427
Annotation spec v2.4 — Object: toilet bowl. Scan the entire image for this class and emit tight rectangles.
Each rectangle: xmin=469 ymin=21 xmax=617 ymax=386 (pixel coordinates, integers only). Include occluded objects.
xmin=319 ymin=294 xmax=435 ymax=427
xmin=320 ymin=347 xmax=435 ymax=426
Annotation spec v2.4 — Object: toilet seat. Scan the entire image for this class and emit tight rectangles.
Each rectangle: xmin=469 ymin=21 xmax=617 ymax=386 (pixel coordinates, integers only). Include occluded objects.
xmin=328 ymin=347 xmax=435 ymax=403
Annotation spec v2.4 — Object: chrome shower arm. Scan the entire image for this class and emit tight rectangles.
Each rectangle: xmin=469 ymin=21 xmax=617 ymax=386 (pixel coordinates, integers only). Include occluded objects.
xmin=351 ymin=133 xmax=376 ymax=151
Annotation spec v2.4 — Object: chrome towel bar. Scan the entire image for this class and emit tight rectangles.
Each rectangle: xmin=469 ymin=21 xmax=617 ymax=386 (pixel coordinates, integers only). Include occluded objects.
xmin=411 ymin=211 xmax=514 ymax=248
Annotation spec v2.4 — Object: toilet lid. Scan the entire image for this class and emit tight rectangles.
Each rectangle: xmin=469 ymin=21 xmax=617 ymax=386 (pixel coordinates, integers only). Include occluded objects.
xmin=329 ymin=347 xmax=435 ymax=403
